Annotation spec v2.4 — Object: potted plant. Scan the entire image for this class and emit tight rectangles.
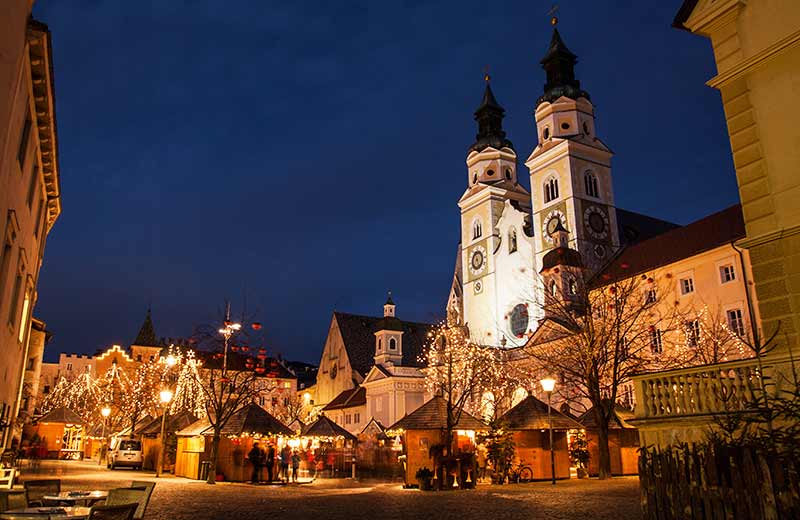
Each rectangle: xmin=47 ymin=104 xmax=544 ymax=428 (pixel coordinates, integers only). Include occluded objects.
xmin=415 ymin=467 xmax=434 ymax=490
xmin=569 ymin=430 xmax=590 ymax=479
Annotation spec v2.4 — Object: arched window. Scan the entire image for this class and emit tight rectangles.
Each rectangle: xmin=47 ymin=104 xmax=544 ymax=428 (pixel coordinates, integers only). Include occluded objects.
xmin=584 ymin=171 xmax=599 ymax=198
xmin=508 ymin=227 xmax=518 ymax=253
xmin=472 ymin=219 xmax=482 ymax=240
xmin=472 ymin=172 xmax=478 ymax=184
xmin=505 ymin=168 xmax=513 ymax=180
xmin=377 ymin=338 xmax=382 ymax=350
xmin=480 ymin=391 xmax=495 ymax=421
xmin=544 ymin=176 xmax=559 ymax=203
xmin=549 ymin=280 xmax=558 ymax=297
xmin=568 ymin=276 xmax=578 ymax=296
xmin=389 ymin=338 xmax=397 ymax=350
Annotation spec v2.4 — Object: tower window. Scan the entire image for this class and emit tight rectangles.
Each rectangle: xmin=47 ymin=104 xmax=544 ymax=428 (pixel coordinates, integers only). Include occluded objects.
xmin=544 ymin=177 xmax=559 ymax=203
xmin=472 ymin=173 xmax=478 ymax=184
xmin=472 ymin=219 xmax=482 ymax=240
xmin=508 ymin=227 xmax=517 ymax=253
xmin=486 ymin=169 xmax=495 ymax=177
xmin=389 ymin=338 xmax=396 ymax=350
xmin=549 ymin=280 xmax=558 ymax=297
xmin=583 ymin=121 xmax=590 ymax=135
xmin=584 ymin=171 xmax=599 ymax=198
xmin=378 ymin=338 xmax=382 ymax=351
xmin=561 ymin=122 xmax=570 ymax=130
xmin=543 ymin=127 xmax=550 ymax=140
xmin=505 ymin=168 xmax=512 ymax=180
xmin=509 ymin=304 xmax=529 ymax=338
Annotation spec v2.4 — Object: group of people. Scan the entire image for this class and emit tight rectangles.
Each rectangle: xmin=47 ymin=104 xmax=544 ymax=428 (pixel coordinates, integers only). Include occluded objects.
xmin=247 ymin=442 xmax=301 ymax=484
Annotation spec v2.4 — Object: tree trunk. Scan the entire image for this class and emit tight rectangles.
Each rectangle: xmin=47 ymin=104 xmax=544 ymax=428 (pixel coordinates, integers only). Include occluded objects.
xmin=594 ymin=405 xmax=612 ymax=480
xmin=206 ymin=431 xmax=221 ymax=484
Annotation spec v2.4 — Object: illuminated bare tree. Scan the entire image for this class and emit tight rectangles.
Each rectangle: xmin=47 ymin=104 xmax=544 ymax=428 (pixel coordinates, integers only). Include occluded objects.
xmin=525 ymin=272 xmax=689 ymax=479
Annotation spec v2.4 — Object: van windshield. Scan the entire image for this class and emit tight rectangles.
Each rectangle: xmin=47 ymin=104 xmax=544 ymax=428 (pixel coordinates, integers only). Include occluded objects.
xmin=119 ymin=440 xmax=141 ymax=451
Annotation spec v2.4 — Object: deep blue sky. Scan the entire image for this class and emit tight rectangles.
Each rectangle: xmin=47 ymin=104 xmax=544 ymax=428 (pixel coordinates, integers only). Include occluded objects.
xmin=33 ymin=1 xmax=737 ymax=363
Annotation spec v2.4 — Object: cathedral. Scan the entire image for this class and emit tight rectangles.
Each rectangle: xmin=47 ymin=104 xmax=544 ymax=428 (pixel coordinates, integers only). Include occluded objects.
xmin=447 ymin=25 xmax=758 ymax=351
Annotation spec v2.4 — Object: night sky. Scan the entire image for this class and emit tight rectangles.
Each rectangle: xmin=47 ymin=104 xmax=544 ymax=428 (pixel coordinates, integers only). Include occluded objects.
xmin=32 ymin=1 xmax=736 ymax=364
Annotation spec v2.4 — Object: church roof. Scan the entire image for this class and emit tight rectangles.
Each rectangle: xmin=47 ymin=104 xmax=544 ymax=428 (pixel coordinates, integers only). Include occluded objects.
xmin=537 ymin=27 xmax=591 ymax=106
xmin=323 ymin=387 xmax=366 ymax=411
xmin=333 ymin=312 xmax=434 ymax=377
xmin=133 ymin=308 xmax=159 ymax=347
xmin=38 ymin=406 xmax=83 ymax=425
xmin=499 ymin=395 xmax=582 ymax=431
xmin=388 ymin=395 xmax=487 ymax=431
xmin=616 ymin=208 xmax=680 ymax=246
xmin=469 ymin=82 xmax=514 ymax=153
xmin=302 ymin=414 xmax=357 ymax=441
xmin=596 ymin=204 xmax=745 ymax=286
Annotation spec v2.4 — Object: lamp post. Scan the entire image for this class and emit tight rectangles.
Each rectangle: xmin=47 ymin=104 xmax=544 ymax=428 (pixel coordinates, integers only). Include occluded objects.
xmin=540 ymin=377 xmax=557 ymax=485
xmin=218 ymin=304 xmax=241 ymax=375
xmin=156 ymin=389 xmax=174 ymax=478
xmin=100 ymin=405 xmax=111 ymax=466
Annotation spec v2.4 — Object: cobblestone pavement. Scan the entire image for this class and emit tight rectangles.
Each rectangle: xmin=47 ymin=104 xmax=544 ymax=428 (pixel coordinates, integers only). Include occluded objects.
xmin=18 ymin=461 xmax=641 ymax=519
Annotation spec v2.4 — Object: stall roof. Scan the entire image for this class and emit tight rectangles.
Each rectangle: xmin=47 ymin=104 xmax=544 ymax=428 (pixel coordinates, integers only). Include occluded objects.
xmin=388 ymin=395 xmax=487 ymax=432
xmin=220 ymin=403 xmax=293 ymax=437
xmin=578 ymin=405 xmax=636 ymax=430
xmin=499 ymin=396 xmax=582 ymax=431
xmin=176 ymin=418 xmax=212 ymax=437
xmin=138 ymin=411 xmax=199 ymax=436
xmin=301 ymin=414 xmax=357 ymax=441
xmin=37 ymin=407 xmax=82 ymax=425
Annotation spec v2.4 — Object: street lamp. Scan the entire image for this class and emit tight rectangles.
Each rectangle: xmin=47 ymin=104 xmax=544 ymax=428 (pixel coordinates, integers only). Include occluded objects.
xmin=540 ymin=376 xmax=557 ymax=485
xmin=156 ymin=389 xmax=174 ymax=478
xmin=218 ymin=305 xmax=242 ymax=374
xmin=100 ymin=405 xmax=111 ymax=466
xmin=165 ymin=354 xmax=177 ymax=367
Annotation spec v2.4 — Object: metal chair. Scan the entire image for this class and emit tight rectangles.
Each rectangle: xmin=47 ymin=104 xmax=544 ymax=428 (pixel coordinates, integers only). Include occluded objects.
xmin=128 ymin=482 xmax=154 ymax=519
xmin=0 ymin=469 xmax=15 ymax=490
xmin=88 ymin=503 xmax=137 ymax=520
xmin=104 ymin=489 xmax=146 ymax=520
xmin=22 ymin=479 xmax=60 ymax=506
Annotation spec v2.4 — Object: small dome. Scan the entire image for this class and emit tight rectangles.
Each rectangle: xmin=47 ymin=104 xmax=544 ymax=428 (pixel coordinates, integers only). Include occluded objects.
xmin=540 ymin=247 xmax=583 ymax=272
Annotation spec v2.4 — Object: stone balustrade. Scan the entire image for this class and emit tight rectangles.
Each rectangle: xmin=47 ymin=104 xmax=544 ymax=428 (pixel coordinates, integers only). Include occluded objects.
xmin=632 ymin=354 xmax=798 ymax=421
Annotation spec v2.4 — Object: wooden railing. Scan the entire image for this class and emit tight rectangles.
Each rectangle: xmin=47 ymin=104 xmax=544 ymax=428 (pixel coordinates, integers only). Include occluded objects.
xmin=632 ymin=354 xmax=797 ymax=420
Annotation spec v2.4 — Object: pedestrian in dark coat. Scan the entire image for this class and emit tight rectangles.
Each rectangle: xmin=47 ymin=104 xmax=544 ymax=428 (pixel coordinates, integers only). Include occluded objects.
xmin=248 ymin=441 xmax=264 ymax=484
xmin=266 ymin=444 xmax=276 ymax=483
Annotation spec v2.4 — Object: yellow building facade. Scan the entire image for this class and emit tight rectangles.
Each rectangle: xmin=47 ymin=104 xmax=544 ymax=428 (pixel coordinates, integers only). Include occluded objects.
xmin=675 ymin=0 xmax=800 ymax=352
xmin=0 ymin=2 xmax=62 ymax=448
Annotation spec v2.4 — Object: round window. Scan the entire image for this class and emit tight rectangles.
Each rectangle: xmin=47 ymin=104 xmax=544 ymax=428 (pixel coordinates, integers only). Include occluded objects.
xmin=487 ymin=169 xmax=495 ymax=176
xmin=509 ymin=304 xmax=529 ymax=338
xmin=561 ymin=122 xmax=570 ymax=130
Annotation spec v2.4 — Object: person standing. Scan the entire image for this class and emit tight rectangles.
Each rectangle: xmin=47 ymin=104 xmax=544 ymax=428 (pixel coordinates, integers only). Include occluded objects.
xmin=265 ymin=444 xmax=276 ymax=483
xmin=291 ymin=450 xmax=301 ymax=482
xmin=280 ymin=445 xmax=291 ymax=482
xmin=248 ymin=441 xmax=264 ymax=484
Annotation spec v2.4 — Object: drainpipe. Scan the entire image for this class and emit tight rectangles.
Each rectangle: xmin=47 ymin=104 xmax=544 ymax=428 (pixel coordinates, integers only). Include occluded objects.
xmin=731 ymin=241 xmax=759 ymax=346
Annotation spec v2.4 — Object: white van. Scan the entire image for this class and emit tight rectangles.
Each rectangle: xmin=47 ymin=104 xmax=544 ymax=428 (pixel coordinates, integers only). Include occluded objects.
xmin=107 ymin=438 xmax=143 ymax=470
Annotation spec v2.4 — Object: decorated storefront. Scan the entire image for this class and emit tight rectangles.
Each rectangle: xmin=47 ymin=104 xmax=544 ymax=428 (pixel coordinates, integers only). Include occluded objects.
xmin=175 ymin=404 xmax=292 ymax=482
xmin=579 ymin=405 xmax=639 ymax=476
xmin=298 ymin=414 xmax=357 ymax=478
xmin=387 ymin=396 xmax=487 ymax=489
xmin=30 ymin=407 xmax=85 ymax=459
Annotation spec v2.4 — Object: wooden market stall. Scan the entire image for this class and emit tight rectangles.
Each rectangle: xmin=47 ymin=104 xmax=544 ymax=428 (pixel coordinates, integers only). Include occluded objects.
xmin=299 ymin=414 xmax=357 ymax=478
xmin=578 ymin=405 xmax=639 ymax=476
xmin=498 ymin=395 xmax=582 ymax=481
xmin=30 ymin=407 xmax=84 ymax=459
xmin=174 ymin=404 xmax=292 ymax=482
xmin=137 ymin=411 xmax=198 ymax=471
xmin=388 ymin=395 xmax=487 ymax=489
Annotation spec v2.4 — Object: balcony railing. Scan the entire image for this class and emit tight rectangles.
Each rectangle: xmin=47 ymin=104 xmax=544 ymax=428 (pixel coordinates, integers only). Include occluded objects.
xmin=632 ymin=354 xmax=797 ymax=420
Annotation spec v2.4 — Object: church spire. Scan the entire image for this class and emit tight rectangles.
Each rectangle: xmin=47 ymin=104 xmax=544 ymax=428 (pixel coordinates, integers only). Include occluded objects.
xmin=133 ymin=306 xmax=158 ymax=347
xmin=537 ymin=27 xmax=591 ymax=106
xmin=470 ymin=77 xmax=514 ymax=153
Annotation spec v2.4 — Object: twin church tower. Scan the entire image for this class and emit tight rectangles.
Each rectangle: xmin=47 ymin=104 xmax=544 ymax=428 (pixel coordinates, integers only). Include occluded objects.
xmin=448 ymin=26 xmax=620 ymax=347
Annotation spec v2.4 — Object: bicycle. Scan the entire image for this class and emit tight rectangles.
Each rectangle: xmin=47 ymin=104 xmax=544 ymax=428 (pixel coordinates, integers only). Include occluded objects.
xmin=508 ymin=462 xmax=533 ymax=483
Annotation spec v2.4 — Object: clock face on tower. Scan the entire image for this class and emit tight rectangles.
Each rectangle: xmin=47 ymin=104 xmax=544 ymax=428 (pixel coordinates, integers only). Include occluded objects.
xmin=469 ymin=245 xmax=487 ymax=276
xmin=542 ymin=210 xmax=567 ymax=244
xmin=583 ymin=206 xmax=610 ymax=239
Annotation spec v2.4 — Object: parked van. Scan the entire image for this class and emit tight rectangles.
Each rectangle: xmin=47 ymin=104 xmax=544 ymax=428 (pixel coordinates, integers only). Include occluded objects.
xmin=107 ymin=438 xmax=143 ymax=470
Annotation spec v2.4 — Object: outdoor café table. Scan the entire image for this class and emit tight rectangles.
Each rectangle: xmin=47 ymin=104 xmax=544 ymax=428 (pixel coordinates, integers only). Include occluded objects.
xmin=43 ymin=491 xmax=107 ymax=506
xmin=0 ymin=506 xmax=91 ymax=519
